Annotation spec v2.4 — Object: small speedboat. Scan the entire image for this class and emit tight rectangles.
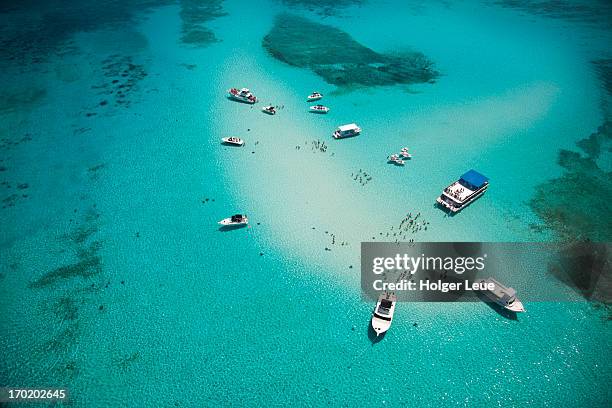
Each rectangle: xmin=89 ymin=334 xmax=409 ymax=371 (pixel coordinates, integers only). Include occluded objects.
xmin=371 ymin=293 xmax=397 ymax=336
xmin=307 ymin=91 xmax=323 ymax=101
xmin=221 ymin=137 xmax=244 ymax=146
xmin=309 ymin=105 xmax=330 ymax=114
xmin=399 ymin=151 xmax=412 ymax=159
xmin=228 ymin=88 xmax=257 ymax=104
xmin=218 ymin=214 xmax=248 ymax=226
xmin=262 ymin=106 xmax=276 ymax=115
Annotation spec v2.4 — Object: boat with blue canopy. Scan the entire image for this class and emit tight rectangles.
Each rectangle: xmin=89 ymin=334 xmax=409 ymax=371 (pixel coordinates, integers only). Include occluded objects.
xmin=436 ymin=169 xmax=489 ymax=213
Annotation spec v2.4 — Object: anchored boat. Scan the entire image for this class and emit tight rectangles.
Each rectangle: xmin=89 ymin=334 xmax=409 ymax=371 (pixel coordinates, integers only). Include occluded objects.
xmin=221 ymin=137 xmax=244 ymax=146
xmin=309 ymin=105 xmax=330 ymax=114
xmin=262 ymin=105 xmax=277 ymax=115
xmin=228 ymin=88 xmax=257 ymax=104
xmin=333 ymin=123 xmax=361 ymax=139
xmin=371 ymin=293 xmax=397 ymax=336
xmin=307 ymin=91 xmax=323 ymax=101
xmin=477 ymin=277 xmax=525 ymax=312
xmin=436 ymin=169 xmax=488 ymax=213
xmin=218 ymin=214 xmax=248 ymax=226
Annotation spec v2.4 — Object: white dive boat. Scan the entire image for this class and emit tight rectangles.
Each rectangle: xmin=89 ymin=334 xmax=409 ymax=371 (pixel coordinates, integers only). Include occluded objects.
xmin=309 ymin=105 xmax=330 ymax=114
xmin=262 ymin=105 xmax=277 ymax=115
xmin=307 ymin=91 xmax=323 ymax=101
xmin=399 ymin=147 xmax=412 ymax=159
xmin=387 ymin=154 xmax=404 ymax=165
xmin=371 ymin=293 xmax=397 ymax=336
xmin=333 ymin=123 xmax=361 ymax=139
xmin=218 ymin=214 xmax=248 ymax=226
xmin=227 ymin=88 xmax=257 ymax=104
xmin=221 ymin=137 xmax=244 ymax=146
xmin=436 ymin=169 xmax=488 ymax=213
xmin=477 ymin=277 xmax=525 ymax=312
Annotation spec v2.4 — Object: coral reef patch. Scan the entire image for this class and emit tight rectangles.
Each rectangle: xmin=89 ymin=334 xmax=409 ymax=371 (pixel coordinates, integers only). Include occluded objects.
xmin=262 ymin=14 xmax=437 ymax=88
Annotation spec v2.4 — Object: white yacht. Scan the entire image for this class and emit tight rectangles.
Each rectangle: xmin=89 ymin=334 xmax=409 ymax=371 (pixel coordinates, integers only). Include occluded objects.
xmin=227 ymin=88 xmax=257 ymax=104
xmin=218 ymin=214 xmax=249 ymax=226
xmin=309 ymin=105 xmax=330 ymax=114
xmin=262 ymin=105 xmax=276 ymax=115
xmin=333 ymin=123 xmax=361 ymax=139
xmin=477 ymin=277 xmax=525 ymax=312
xmin=371 ymin=293 xmax=397 ymax=336
xmin=221 ymin=137 xmax=244 ymax=146
xmin=436 ymin=169 xmax=488 ymax=213
xmin=307 ymin=91 xmax=323 ymax=101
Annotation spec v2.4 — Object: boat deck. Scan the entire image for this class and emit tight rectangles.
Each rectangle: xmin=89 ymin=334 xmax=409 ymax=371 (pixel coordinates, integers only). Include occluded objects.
xmin=442 ymin=181 xmax=476 ymax=203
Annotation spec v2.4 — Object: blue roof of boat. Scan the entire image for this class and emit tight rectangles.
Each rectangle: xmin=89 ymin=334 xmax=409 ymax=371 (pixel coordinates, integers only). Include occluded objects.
xmin=460 ymin=170 xmax=489 ymax=188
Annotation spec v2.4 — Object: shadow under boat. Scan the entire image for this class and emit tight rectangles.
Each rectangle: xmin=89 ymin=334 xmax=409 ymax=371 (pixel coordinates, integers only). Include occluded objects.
xmin=218 ymin=224 xmax=248 ymax=232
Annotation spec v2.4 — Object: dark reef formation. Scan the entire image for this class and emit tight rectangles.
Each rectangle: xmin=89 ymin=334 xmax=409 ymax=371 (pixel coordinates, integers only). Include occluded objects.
xmin=179 ymin=0 xmax=227 ymax=46
xmin=91 ymin=54 xmax=149 ymax=110
xmin=494 ymin=0 xmax=612 ymax=26
xmin=262 ymin=14 xmax=438 ymax=88
xmin=0 ymin=0 xmax=225 ymax=67
xmin=280 ymin=0 xmax=366 ymax=16
xmin=529 ymin=121 xmax=612 ymax=242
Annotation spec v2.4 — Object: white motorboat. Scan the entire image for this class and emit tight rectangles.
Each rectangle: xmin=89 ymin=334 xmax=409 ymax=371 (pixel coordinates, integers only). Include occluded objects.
xmin=371 ymin=293 xmax=397 ymax=336
xmin=399 ymin=148 xmax=412 ymax=159
xmin=307 ymin=91 xmax=323 ymax=101
xmin=436 ymin=169 xmax=489 ymax=213
xmin=309 ymin=105 xmax=330 ymax=114
xmin=218 ymin=214 xmax=249 ymax=226
xmin=221 ymin=137 xmax=244 ymax=146
xmin=228 ymin=87 xmax=257 ymax=104
xmin=387 ymin=154 xmax=405 ymax=165
xmin=262 ymin=105 xmax=277 ymax=115
xmin=333 ymin=123 xmax=361 ymax=139
xmin=477 ymin=277 xmax=525 ymax=312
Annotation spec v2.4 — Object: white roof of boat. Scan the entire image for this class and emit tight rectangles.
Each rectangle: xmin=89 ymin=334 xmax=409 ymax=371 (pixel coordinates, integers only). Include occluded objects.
xmin=338 ymin=123 xmax=359 ymax=131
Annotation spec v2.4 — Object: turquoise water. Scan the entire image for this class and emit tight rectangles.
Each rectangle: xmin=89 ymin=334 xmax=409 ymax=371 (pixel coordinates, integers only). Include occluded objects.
xmin=1 ymin=0 xmax=611 ymax=406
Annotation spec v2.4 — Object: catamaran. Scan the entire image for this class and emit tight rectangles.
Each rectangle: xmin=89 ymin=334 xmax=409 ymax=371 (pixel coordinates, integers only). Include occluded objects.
xmin=307 ymin=91 xmax=323 ymax=101
xmin=227 ymin=88 xmax=257 ymax=104
xmin=436 ymin=169 xmax=488 ymax=212
xmin=218 ymin=214 xmax=248 ymax=226
xmin=221 ymin=137 xmax=244 ymax=146
xmin=371 ymin=293 xmax=397 ymax=336
xmin=477 ymin=277 xmax=525 ymax=312
xmin=333 ymin=123 xmax=361 ymax=139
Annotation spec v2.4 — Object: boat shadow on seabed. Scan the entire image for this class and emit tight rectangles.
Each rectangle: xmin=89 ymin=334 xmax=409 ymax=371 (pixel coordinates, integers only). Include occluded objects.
xmin=475 ymin=291 xmax=519 ymax=321
xmin=218 ymin=224 xmax=249 ymax=232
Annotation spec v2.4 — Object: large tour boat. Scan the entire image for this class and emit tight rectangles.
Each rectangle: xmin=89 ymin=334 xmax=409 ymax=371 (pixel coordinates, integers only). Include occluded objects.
xmin=333 ymin=123 xmax=361 ymax=139
xmin=477 ymin=277 xmax=525 ymax=313
xmin=436 ymin=169 xmax=488 ymax=213
xmin=227 ymin=88 xmax=257 ymax=104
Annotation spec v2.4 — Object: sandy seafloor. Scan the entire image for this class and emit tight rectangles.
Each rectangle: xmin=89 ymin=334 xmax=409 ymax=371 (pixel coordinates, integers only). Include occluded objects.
xmin=0 ymin=0 xmax=611 ymax=406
